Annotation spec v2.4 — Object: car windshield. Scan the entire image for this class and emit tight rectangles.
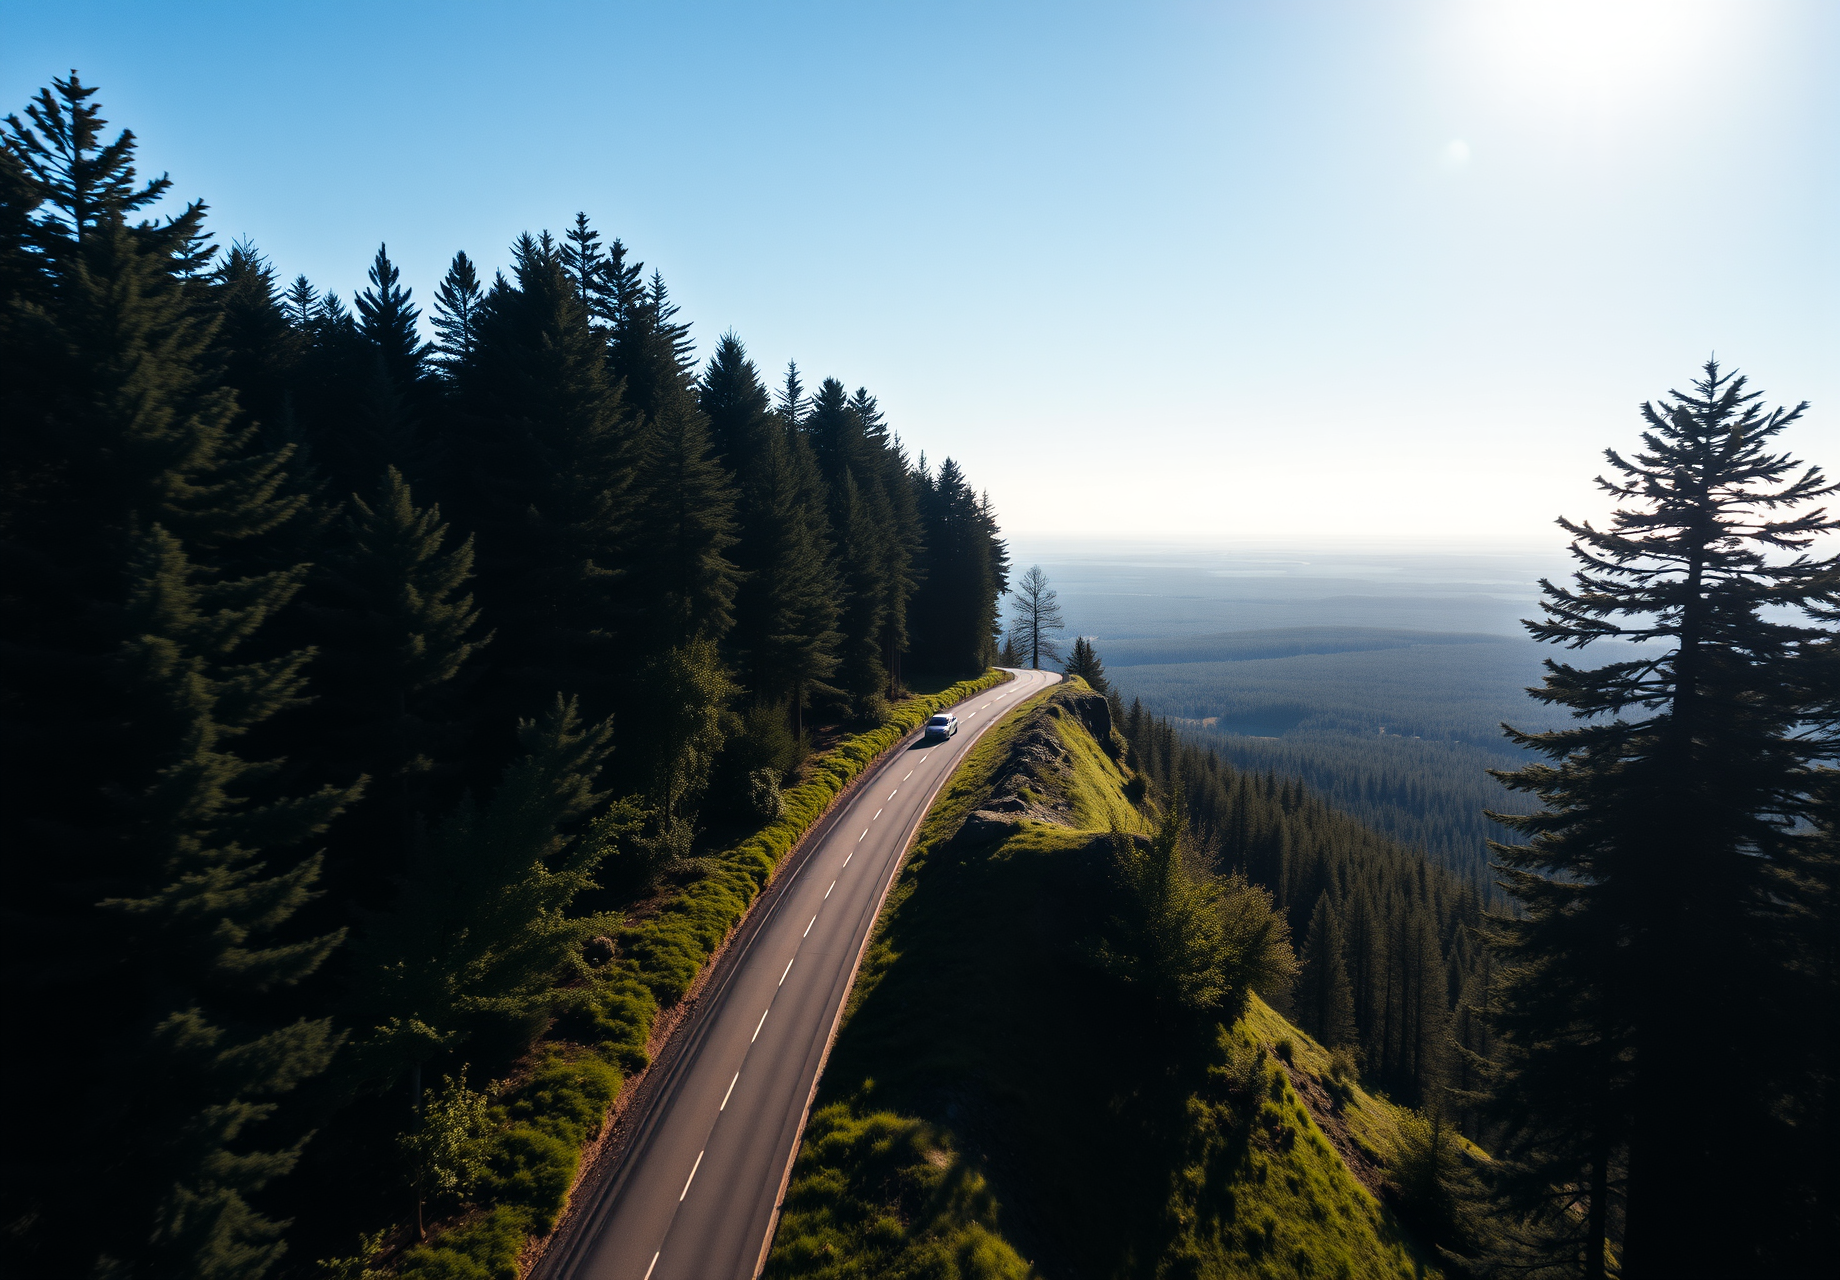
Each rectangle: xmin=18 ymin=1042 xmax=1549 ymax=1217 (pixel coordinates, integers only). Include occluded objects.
xmin=929 ymin=715 xmax=950 ymax=725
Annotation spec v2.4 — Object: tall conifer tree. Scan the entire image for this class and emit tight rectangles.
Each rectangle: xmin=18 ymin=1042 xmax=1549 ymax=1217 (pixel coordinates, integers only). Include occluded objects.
xmin=700 ymin=336 xmax=842 ymax=729
xmin=450 ymin=231 xmax=632 ymax=733
xmin=1297 ymin=892 xmax=1357 ymax=1048
xmin=430 ymin=250 xmax=483 ymax=370
xmin=1487 ymin=360 xmax=1840 ymax=1277
xmin=0 ymin=76 xmax=355 ymax=1278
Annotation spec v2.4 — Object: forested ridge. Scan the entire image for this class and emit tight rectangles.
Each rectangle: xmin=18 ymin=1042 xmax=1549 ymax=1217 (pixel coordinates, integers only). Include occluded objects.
xmin=0 ymin=76 xmax=1007 ymax=1278
xmin=1116 ymin=700 xmax=1496 ymax=1126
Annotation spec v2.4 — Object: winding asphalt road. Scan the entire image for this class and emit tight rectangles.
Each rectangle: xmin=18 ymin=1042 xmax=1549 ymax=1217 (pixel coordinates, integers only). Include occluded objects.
xmin=542 ymin=666 xmax=1060 ymax=1280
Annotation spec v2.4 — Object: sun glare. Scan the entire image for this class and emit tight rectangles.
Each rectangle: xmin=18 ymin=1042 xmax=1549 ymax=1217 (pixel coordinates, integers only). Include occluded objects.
xmin=1463 ymin=0 xmax=1733 ymax=113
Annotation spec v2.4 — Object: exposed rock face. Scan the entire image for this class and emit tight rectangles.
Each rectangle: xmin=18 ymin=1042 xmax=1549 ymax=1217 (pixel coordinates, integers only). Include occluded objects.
xmin=957 ymin=684 xmax=1127 ymax=843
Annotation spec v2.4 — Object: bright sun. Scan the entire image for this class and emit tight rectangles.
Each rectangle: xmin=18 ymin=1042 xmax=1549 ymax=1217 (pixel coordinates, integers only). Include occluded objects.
xmin=1464 ymin=0 xmax=1733 ymax=112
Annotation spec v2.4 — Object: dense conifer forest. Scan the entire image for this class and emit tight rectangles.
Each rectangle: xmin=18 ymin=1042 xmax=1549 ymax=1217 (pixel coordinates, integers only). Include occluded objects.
xmin=1114 ymin=699 xmax=1495 ymax=1123
xmin=0 ymin=76 xmax=1006 ymax=1278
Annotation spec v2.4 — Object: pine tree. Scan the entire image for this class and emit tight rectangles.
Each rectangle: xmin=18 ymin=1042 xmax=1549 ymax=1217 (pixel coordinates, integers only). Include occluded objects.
xmin=430 ymin=250 xmax=483 ymax=370
xmin=354 ymin=242 xmax=433 ymax=393
xmin=852 ymin=387 xmax=924 ymax=686
xmin=348 ymin=243 xmax=435 ymax=483
xmin=629 ymin=638 xmax=741 ymax=825
xmin=301 ymin=467 xmax=490 ymax=906
xmin=829 ymin=468 xmax=891 ymax=710
xmin=701 ymin=330 xmax=775 ymax=469
xmin=1486 ymin=359 xmax=1840 ymax=1277
xmin=701 ymin=336 xmax=842 ymax=730
xmin=610 ymin=268 xmax=697 ymax=425
xmin=561 ymin=211 xmax=608 ymax=320
xmin=0 ymin=76 xmax=355 ymax=1278
xmin=775 ymin=359 xmax=809 ymax=428
xmin=627 ymin=396 xmax=742 ymax=648
xmin=804 ymin=379 xmax=901 ymax=704
xmin=1296 ymin=892 xmax=1357 ymax=1047
xmin=910 ymin=457 xmax=1004 ymax=675
xmin=285 ymin=273 xmax=318 ymax=328
xmin=1064 ymin=635 xmax=1109 ymax=691
xmin=450 ymin=231 xmax=633 ymax=731
xmin=213 ymin=240 xmax=305 ymax=449
xmin=1008 ymin=564 xmax=1065 ymax=669
xmin=355 ymin=699 xmax=626 ymax=1085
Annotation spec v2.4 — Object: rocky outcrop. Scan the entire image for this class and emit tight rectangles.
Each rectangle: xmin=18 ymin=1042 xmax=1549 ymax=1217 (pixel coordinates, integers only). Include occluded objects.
xmin=956 ymin=683 xmax=1128 ymax=843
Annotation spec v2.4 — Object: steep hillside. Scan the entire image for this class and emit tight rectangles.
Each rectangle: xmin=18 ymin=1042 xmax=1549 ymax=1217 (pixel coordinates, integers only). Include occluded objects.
xmin=763 ymin=681 xmax=1442 ymax=1280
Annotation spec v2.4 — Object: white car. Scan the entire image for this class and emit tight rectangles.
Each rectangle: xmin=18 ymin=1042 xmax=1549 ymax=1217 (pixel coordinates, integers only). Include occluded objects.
xmin=924 ymin=713 xmax=959 ymax=740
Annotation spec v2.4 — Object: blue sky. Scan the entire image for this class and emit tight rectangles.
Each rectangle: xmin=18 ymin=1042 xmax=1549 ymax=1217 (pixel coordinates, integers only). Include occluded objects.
xmin=5 ymin=1 xmax=1834 ymax=547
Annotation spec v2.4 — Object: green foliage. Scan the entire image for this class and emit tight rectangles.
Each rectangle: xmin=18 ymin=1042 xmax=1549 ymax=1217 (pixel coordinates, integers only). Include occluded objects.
xmin=703 ymin=336 xmax=844 ymax=727
xmin=1062 ymin=634 xmax=1108 ymax=691
xmin=354 ymin=699 xmax=621 ymax=1082
xmin=1385 ymin=1106 xmax=1491 ymax=1263
xmin=396 ymin=1207 xmax=530 ymax=1280
xmin=1296 ymin=892 xmax=1358 ymax=1048
xmin=630 ymin=637 xmax=740 ymax=822
xmin=1121 ymin=699 xmax=1477 ymax=1110
xmin=0 ymin=73 xmax=353 ymax=1280
xmin=766 ymin=1107 xmax=1032 ymax=1280
xmin=400 ymin=1072 xmax=492 ymax=1236
xmin=316 ymin=1229 xmax=389 ymax=1280
xmin=1096 ymin=800 xmax=1297 ymax=1021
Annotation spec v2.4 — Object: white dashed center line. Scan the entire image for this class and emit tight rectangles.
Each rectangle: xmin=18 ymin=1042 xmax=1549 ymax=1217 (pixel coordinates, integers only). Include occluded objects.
xmin=721 ymin=1072 xmax=738 ymax=1110
xmin=804 ymin=914 xmax=817 ymax=937
xmin=752 ymin=1008 xmax=769 ymax=1042
xmin=644 ymin=1252 xmax=659 ymax=1280
xmin=680 ymin=1149 xmax=704 ymax=1201
xmin=780 ymin=956 xmax=795 ymax=985
xmin=859 ymin=828 xmax=868 ymax=842
xmin=888 ymin=789 xmax=897 ymax=799
xmin=873 ymin=808 xmax=882 ymax=820
xmin=825 ymin=880 xmax=835 ymax=898
xmin=904 ymin=771 xmax=913 ymax=780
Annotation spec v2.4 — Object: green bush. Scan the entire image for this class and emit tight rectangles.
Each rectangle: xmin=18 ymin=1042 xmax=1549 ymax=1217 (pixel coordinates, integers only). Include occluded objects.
xmin=400 ymin=671 xmax=1008 ymax=1276
xmin=396 ymin=1206 xmax=530 ymax=1280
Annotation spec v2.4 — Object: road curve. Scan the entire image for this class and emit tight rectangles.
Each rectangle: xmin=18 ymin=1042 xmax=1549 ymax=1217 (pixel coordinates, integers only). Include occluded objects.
xmin=542 ymin=667 xmax=1061 ymax=1280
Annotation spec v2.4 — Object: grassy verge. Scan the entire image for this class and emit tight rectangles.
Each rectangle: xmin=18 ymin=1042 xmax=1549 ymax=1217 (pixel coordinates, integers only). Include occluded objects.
xmin=394 ymin=670 xmax=1010 ymax=1280
xmin=764 ymin=681 xmax=1440 ymax=1280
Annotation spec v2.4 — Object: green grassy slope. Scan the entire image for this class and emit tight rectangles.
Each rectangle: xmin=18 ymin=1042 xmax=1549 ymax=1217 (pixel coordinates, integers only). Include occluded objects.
xmin=764 ymin=680 xmax=1441 ymax=1280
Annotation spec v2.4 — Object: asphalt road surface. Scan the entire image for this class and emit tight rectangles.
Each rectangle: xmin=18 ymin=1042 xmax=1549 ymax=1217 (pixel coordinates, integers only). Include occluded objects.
xmin=545 ymin=667 xmax=1060 ymax=1280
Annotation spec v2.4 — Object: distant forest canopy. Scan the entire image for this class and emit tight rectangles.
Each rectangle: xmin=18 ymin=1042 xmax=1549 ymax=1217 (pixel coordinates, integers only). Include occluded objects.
xmin=1102 ymin=626 xmax=1564 ymax=890
xmin=0 ymin=75 xmax=1007 ymax=1278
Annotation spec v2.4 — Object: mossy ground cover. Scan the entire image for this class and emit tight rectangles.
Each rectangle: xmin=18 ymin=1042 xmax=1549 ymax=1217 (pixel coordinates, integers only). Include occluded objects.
xmin=395 ymin=671 xmax=1009 ymax=1280
xmin=766 ymin=683 xmax=1439 ymax=1280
